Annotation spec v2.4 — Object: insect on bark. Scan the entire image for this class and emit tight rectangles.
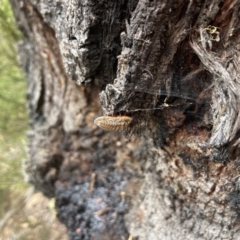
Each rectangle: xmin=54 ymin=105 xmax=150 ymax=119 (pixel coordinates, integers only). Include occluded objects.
xmin=94 ymin=116 xmax=132 ymax=131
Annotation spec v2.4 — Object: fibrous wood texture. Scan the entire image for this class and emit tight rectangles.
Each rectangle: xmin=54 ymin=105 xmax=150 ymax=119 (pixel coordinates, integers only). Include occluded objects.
xmin=10 ymin=0 xmax=240 ymax=239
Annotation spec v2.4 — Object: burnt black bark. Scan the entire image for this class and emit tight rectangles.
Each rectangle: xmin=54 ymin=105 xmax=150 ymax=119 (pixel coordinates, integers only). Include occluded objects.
xmin=10 ymin=0 xmax=240 ymax=239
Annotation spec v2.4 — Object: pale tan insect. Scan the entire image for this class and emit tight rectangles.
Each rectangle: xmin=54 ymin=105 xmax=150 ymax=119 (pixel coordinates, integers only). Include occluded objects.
xmin=94 ymin=116 xmax=132 ymax=131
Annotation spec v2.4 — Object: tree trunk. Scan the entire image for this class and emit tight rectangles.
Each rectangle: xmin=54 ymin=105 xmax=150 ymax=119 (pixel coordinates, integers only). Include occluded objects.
xmin=10 ymin=0 xmax=240 ymax=239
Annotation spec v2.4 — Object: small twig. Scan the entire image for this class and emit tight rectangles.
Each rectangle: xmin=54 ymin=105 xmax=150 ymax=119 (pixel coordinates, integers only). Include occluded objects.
xmin=89 ymin=173 xmax=96 ymax=196
xmin=95 ymin=207 xmax=112 ymax=216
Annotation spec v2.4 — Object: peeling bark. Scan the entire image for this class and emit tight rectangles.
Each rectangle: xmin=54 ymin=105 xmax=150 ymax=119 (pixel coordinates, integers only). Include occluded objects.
xmin=10 ymin=0 xmax=240 ymax=239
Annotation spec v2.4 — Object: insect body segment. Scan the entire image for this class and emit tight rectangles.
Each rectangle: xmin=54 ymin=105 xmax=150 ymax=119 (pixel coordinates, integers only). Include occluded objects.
xmin=94 ymin=116 xmax=132 ymax=131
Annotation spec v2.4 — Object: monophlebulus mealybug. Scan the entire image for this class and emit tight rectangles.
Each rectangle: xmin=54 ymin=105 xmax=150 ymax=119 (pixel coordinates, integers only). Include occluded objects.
xmin=94 ymin=116 xmax=132 ymax=131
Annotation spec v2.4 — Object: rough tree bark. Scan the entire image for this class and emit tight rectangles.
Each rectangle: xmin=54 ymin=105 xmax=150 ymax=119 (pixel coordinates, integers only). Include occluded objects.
xmin=10 ymin=0 xmax=240 ymax=239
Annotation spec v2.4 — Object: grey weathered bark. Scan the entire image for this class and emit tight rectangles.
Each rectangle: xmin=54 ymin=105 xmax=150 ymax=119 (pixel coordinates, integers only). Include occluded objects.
xmin=10 ymin=0 xmax=240 ymax=239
